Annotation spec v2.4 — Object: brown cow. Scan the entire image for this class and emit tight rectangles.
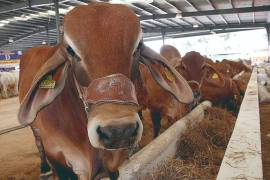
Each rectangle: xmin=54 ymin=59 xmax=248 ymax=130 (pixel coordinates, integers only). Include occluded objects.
xmin=138 ymin=60 xmax=193 ymax=138
xmin=206 ymin=58 xmax=251 ymax=78
xmin=233 ymin=71 xmax=252 ymax=96
xmin=160 ymin=45 xmax=181 ymax=68
xmin=133 ymin=44 xmax=193 ymax=138
xmin=18 ymin=3 xmax=193 ymax=179
xmin=178 ymin=51 xmax=241 ymax=109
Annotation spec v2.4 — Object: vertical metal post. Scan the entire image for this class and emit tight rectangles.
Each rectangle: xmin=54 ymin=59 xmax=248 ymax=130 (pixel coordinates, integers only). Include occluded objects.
xmin=162 ymin=30 xmax=165 ymax=45
xmin=266 ymin=25 xmax=270 ymax=62
xmin=28 ymin=0 xmax=31 ymax=8
xmin=46 ymin=26 xmax=50 ymax=45
xmin=54 ymin=0 xmax=60 ymax=43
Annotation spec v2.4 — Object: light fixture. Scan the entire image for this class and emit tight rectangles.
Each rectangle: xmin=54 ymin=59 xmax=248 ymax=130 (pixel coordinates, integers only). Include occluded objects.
xmin=0 ymin=20 xmax=10 ymax=24
xmin=20 ymin=14 xmax=31 ymax=20
xmin=42 ymin=40 xmax=46 ymax=45
xmin=210 ymin=30 xmax=216 ymax=34
xmin=8 ymin=38 xmax=14 ymax=43
xmin=48 ymin=10 xmax=55 ymax=15
xmin=13 ymin=16 xmax=24 ymax=21
xmin=38 ymin=12 xmax=47 ymax=16
xmin=193 ymin=24 xmax=199 ymax=28
xmin=59 ymin=8 xmax=69 ymax=14
xmin=29 ymin=13 xmax=39 ymax=18
xmin=175 ymin=13 xmax=182 ymax=18
xmin=110 ymin=0 xmax=153 ymax=4
xmin=0 ymin=23 xmax=4 ymax=27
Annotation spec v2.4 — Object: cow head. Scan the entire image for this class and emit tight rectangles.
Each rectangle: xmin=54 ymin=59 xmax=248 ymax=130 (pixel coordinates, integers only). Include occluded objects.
xmin=179 ymin=51 xmax=225 ymax=98
xmin=62 ymin=3 xmax=193 ymax=150
xmin=62 ymin=3 xmax=144 ymax=150
xmin=160 ymin=45 xmax=181 ymax=68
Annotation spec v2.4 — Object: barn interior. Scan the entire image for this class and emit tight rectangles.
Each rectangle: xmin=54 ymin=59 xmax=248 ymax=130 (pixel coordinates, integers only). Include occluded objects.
xmin=0 ymin=0 xmax=270 ymax=179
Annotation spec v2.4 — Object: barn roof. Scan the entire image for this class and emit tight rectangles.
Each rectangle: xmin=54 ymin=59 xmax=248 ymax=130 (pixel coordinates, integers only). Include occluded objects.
xmin=0 ymin=0 xmax=269 ymax=51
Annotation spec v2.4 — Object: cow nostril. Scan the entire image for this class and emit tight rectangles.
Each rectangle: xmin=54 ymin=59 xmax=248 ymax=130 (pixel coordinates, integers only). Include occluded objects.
xmin=96 ymin=126 xmax=110 ymax=140
xmin=132 ymin=122 xmax=139 ymax=137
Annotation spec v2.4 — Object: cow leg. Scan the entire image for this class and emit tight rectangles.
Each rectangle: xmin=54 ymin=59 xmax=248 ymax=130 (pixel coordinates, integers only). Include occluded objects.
xmin=231 ymin=82 xmax=242 ymax=110
xmin=150 ymin=110 xmax=161 ymax=138
xmin=30 ymin=126 xmax=53 ymax=179
xmin=2 ymin=85 xmax=8 ymax=98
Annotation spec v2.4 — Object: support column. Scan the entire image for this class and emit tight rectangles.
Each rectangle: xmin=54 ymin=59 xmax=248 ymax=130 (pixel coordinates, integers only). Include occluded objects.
xmin=161 ymin=29 xmax=166 ymax=45
xmin=46 ymin=26 xmax=50 ymax=45
xmin=266 ymin=25 xmax=270 ymax=62
xmin=54 ymin=0 xmax=60 ymax=43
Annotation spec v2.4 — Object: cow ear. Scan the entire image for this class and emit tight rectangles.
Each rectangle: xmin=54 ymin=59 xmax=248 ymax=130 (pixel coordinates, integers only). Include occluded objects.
xmin=204 ymin=64 xmax=226 ymax=87
xmin=138 ymin=44 xmax=194 ymax=104
xmin=18 ymin=48 xmax=69 ymax=125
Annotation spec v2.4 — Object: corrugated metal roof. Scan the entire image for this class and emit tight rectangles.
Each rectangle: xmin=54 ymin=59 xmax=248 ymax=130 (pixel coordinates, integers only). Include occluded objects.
xmin=0 ymin=0 xmax=269 ymax=50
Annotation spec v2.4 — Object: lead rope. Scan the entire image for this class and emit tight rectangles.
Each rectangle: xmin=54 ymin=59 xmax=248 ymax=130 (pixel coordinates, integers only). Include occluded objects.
xmin=187 ymin=69 xmax=208 ymax=103
xmin=73 ymin=74 xmax=89 ymax=113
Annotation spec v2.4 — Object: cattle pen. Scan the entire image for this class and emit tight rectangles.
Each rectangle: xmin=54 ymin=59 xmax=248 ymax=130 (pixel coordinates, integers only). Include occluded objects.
xmin=0 ymin=68 xmax=269 ymax=179
xmin=1 ymin=0 xmax=270 ymax=180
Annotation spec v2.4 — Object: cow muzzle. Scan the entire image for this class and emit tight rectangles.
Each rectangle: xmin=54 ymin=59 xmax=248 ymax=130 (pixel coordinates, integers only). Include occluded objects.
xmin=87 ymin=107 xmax=143 ymax=150
xmin=85 ymin=74 xmax=143 ymax=150
xmin=96 ymin=121 xmax=140 ymax=149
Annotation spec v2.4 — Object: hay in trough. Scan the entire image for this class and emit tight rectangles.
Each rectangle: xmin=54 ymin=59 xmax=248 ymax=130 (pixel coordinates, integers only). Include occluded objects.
xmin=142 ymin=106 xmax=236 ymax=180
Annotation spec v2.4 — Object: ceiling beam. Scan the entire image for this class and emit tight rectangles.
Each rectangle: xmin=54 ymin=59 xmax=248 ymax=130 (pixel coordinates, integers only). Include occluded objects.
xmin=140 ymin=5 xmax=270 ymax=21
xmin=0 ymin=26 xmax=56 ymax=47
xmin=184 ymin=0 xmax=215 ymax=25
xmin=162 ymin=0 xmax=199 ymax=26
xmin=133 ymin=3 xmax=180 ymax=28
xmin=205 ymin=0 xmax=228 ymax=25
xmin=140 ymin=2 xmax=183 ymax=27
xmin=0 ymin=0 xmax=70 ymax=14
xmin=252 ymin=0 xmax=255 ymax=24
xmin=229 ymin=0 xmax=241 ymax=24
xmin=143 ymin=27 xmax=263 ymax=41
xmin=143 ymin=23 xmax=268 ymax=33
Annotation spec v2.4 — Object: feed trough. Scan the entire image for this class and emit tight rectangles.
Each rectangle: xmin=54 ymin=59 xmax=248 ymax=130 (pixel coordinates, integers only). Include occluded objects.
xmin=118 ymin=68 xmax=262 ymax=180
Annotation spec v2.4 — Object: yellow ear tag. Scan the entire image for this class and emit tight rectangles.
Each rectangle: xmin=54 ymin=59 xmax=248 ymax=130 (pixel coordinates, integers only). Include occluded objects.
xmin=212 ymin=73 xmax=219 ymax=79
xmin=39 ymin=74 xmax=56 ymax=89
xmin=164 ymin=68 xmax=175 ymax=82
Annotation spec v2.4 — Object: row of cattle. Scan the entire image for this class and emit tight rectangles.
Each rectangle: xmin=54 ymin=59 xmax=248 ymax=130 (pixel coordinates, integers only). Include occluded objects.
xmin=17 ymin=3 xmax=252 ymax=180
xmin=160 ymin=44 xmax=251 ymax=109
xmin=0 ymin=70 xmax=19 ymax=99
xmin=257 ymin=65 xmax=270 ymax=103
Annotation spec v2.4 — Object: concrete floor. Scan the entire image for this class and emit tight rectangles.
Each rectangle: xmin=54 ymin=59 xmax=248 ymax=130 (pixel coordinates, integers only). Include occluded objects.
xmin=0 ymin=97 xmax=39 ymax=179
xmin=0 ymin=97 xmax=20 ymax=131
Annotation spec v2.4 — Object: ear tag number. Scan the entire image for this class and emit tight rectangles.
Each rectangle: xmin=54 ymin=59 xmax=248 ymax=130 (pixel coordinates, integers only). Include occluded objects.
xmin=164 ymin=68 xmax=175 ymax=82
xmin=212 ymin=73 xmax=219 ymax=79
xmin=39 ymin=74 xmax=56 ymax=89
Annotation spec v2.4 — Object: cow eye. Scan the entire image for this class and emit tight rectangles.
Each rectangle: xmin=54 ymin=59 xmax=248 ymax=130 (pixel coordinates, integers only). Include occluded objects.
xmin=180 ymin=65 xmax=186 ymax=70
xmin=66 ymin=45 xmax=81 ymax=61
